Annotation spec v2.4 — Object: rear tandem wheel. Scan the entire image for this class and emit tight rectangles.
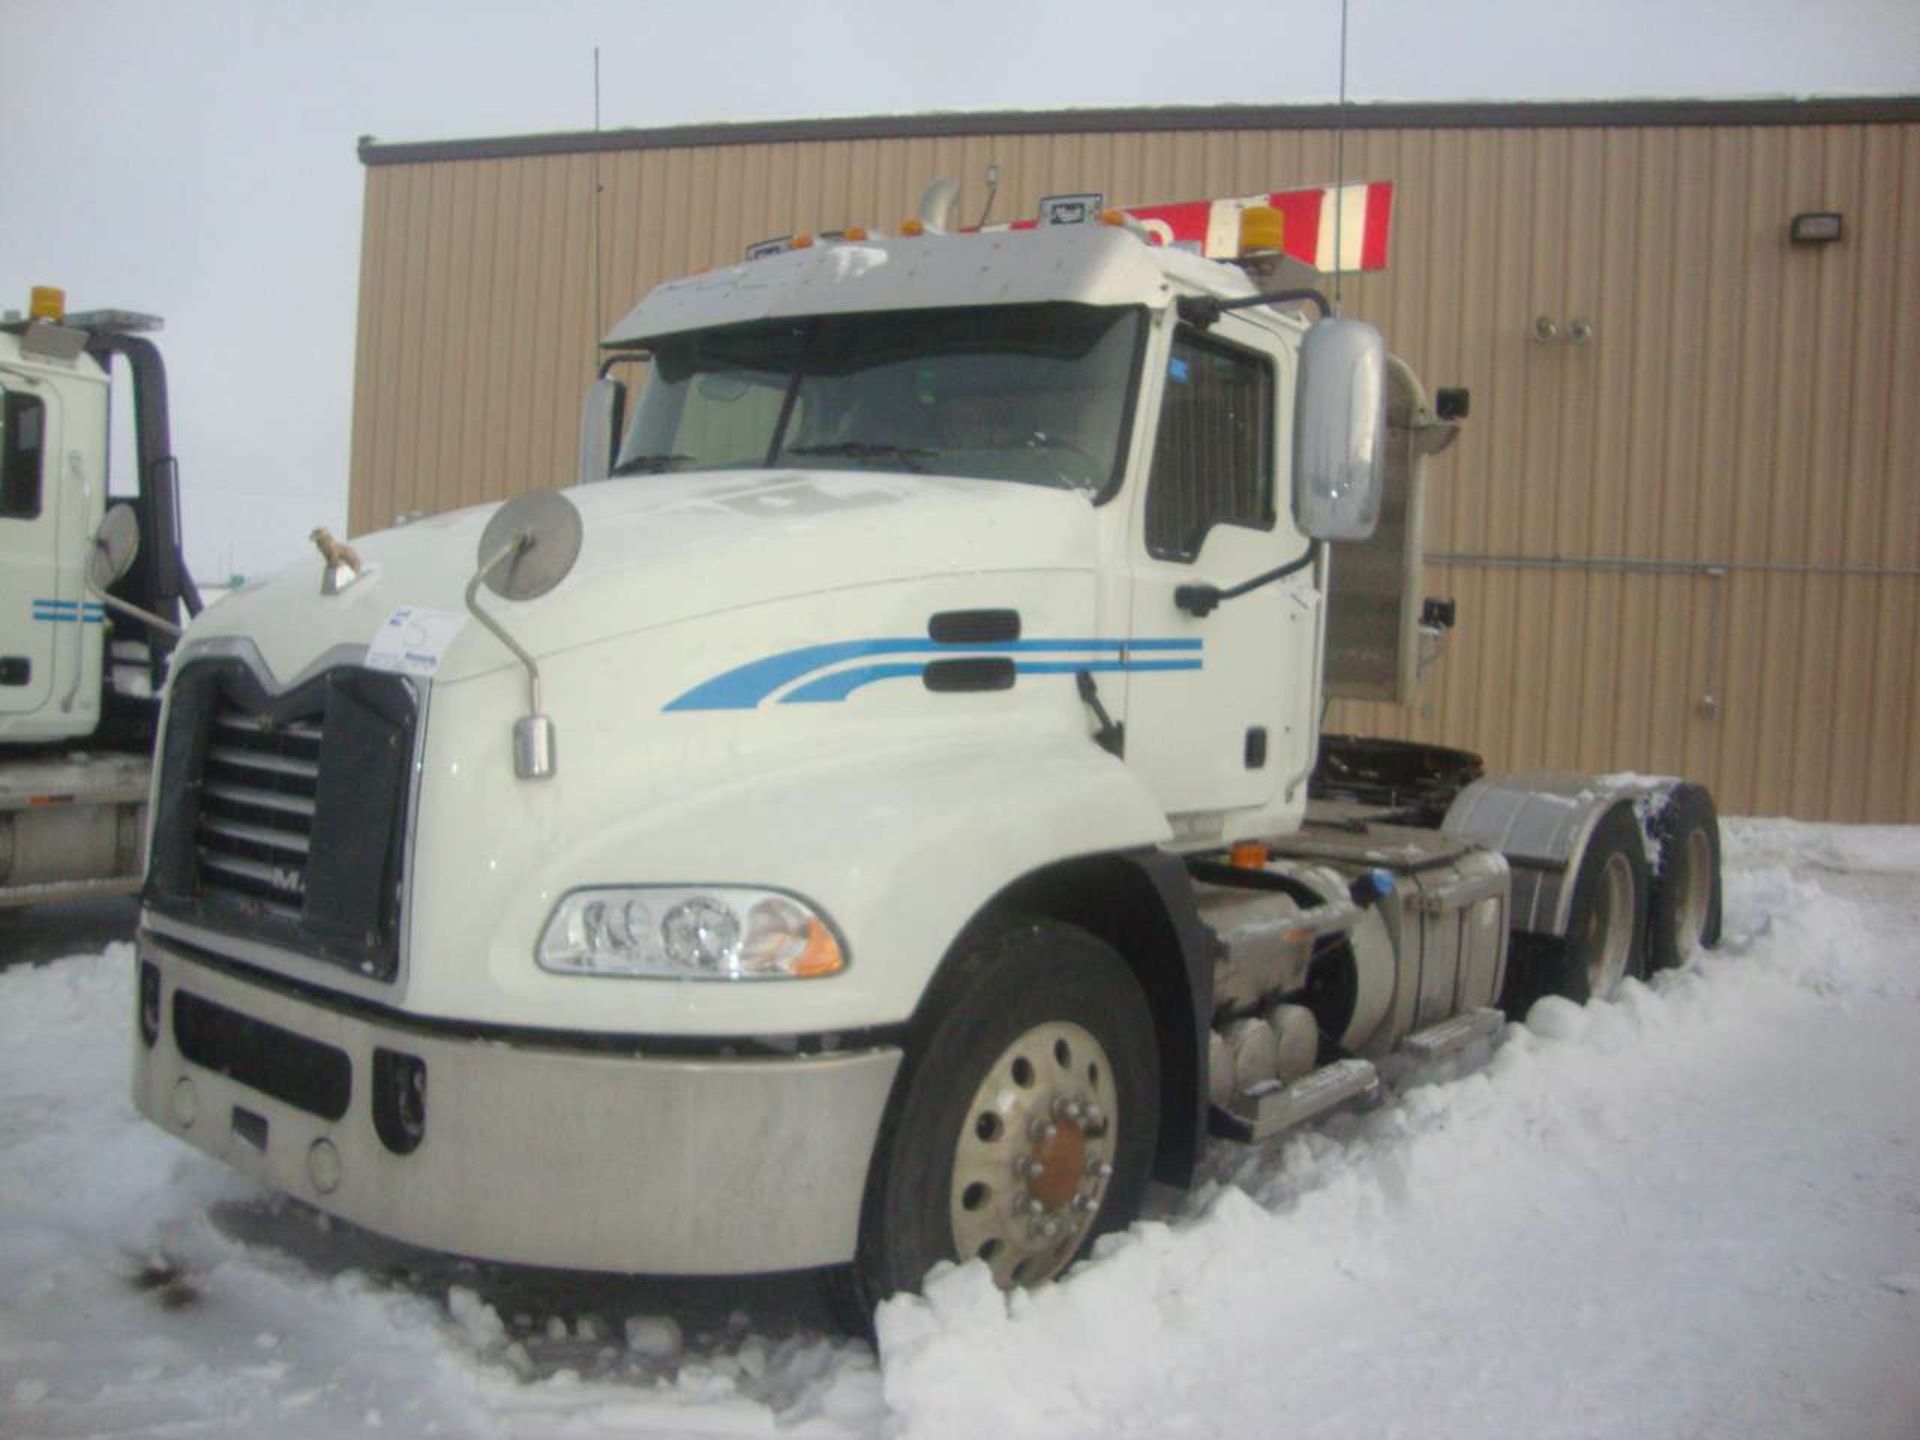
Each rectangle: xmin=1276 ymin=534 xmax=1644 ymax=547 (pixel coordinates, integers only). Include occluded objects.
xmin=1647 ymin=783 xmax=1724 ymax=971
xmin=1503 ymin=801 xmax=1652 ymax=1015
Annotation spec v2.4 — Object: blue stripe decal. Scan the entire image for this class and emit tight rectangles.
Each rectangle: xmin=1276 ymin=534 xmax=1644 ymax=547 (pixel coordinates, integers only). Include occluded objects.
xmin=30 ymin=599 xmax=105 ymax=625
xmin=781 ymin=655 xmax=1205 ymax=704
xmin=1016 ymin=660 xmax=1203 ymax=675
xmin=667 ymin=635 xmax=1203 ymax=711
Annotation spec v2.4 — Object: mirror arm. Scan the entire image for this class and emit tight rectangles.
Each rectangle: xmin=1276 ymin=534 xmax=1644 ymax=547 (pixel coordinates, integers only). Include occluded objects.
xmin=1177 ymin=288 xmax=1332 ymax=329
xmin=598 ymin=347 xmax=649 ymax=377
xmin=1175 ymin=540 xmax=1320 ymax=618
xmin=464 ymin=535 xmax=543 ymax=714
xmin=86 ymin=508 xmax=184 ymax=639
xmin=87 ymin=580 xmax=184 ymax=640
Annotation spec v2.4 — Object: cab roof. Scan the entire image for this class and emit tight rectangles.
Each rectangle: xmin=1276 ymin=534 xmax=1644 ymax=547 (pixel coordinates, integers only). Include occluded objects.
xmin=601 ymin=223 xmax=1272 ymax=349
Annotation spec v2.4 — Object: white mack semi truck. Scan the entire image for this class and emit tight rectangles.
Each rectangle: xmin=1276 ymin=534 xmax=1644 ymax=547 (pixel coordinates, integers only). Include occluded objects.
xmin=1 ymin=290 xmax=200 ymax=911
xmin=130 ymin=189 xmax=1722 ymax=1315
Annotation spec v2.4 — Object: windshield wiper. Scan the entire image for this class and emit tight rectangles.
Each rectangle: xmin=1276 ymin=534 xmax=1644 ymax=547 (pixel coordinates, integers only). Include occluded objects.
xmin=610 ymin=452 xmax=696 ymax=476
xmin=784 ymin=442 xmax=933 ymax=473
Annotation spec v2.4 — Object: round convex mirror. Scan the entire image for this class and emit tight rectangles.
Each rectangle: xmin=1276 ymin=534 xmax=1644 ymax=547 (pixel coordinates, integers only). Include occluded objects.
xmin=90 ymin=503 xmax=142 ymax=590
xmin=476 ymin=491 xmax=584 ymax=601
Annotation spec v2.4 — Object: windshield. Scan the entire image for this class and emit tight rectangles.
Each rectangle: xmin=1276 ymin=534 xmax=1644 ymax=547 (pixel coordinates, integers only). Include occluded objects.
xmin=610 ymin=303 xmax=1145 ymax=496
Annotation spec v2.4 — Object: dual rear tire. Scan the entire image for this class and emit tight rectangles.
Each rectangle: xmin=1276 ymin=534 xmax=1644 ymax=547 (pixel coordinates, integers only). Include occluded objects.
xmin=1503 ymin=787 xmax=1724 ymax=1015
xmin=1647 ymin=784 xmax=1723 ymax=971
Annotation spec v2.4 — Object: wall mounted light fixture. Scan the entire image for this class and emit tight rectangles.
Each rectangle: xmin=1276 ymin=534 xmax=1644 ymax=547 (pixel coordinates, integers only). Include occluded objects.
xmin=1790 ymin=211 xmax=1844 ymax=245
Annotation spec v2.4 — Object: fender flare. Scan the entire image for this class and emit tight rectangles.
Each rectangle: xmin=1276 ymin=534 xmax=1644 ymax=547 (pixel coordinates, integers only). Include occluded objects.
xmin=1443 ymin=770 xmax=1680 ymax=937
xmin=1443 ymin=771 xmax=1681 ymax=940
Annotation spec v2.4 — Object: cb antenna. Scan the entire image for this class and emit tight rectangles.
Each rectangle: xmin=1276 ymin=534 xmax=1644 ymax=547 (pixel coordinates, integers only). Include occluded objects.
xmin=1332 ymin=0 xmax=1350 ymax=312
xmin=591 ymin=47 xmax=604 ymax=335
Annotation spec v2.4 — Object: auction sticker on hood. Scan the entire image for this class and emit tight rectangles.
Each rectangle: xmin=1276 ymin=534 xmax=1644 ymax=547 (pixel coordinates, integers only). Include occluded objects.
xmin=366 ymin=606 xmax=468 ymax=677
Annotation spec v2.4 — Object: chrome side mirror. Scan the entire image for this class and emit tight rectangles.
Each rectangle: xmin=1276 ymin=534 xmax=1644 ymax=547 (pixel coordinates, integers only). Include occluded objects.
xmin=466 ymin=490 xmax=585 ymax=781
xmin=577 ymin=377 xmax=626 ymax=486
xmin=1293 ymin=318 xmax=1387 ymax=541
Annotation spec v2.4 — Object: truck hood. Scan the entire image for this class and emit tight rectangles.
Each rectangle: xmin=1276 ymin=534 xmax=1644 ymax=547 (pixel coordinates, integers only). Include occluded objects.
xmin=188 ymin=470 xmax=1100 ymax=687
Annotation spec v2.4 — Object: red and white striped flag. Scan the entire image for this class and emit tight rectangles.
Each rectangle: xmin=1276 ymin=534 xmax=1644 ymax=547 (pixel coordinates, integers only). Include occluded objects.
xmin=987 ymin=182 xmax=1395 ymax=272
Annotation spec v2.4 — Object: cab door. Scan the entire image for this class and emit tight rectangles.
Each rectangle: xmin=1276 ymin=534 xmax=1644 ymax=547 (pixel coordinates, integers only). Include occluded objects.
xmin=0 ymin=373 xmax=62 ymax=718
xmin=1121 ymin=314 xmax=1320 ymax=835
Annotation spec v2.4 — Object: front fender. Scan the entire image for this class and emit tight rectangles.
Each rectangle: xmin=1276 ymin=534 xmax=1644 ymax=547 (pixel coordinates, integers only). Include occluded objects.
xmin=405 ymin=718 xmax=1174 ymax=1036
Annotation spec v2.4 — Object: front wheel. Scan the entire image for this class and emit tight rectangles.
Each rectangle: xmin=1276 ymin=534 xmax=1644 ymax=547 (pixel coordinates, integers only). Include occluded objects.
xmin=842 ymin=919 xmax=1159 ymax=1312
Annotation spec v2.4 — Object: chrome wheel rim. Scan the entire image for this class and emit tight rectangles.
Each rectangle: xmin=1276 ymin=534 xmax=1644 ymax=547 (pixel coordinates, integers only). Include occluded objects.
xmin=949 ymin=1020 xmax=1119 ymax=1289
xmin=1671 ymin=828 xmax=1713 ymax=965
xmin=1583 ymin=852 xmax=1635 ymax=999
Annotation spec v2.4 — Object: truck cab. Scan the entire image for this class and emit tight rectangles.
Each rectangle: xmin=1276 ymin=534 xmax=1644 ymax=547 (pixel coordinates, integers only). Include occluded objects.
xmin=1 ymin=313 xmax=111 ymax=741
xmin=1 ymin=294 xmax=198 ymax=907
xmin=130 ymin=203 xmax=1722 ymax=1312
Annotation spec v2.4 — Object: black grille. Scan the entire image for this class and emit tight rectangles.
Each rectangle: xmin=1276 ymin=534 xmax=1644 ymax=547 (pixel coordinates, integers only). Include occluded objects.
xmin=196 ymin=702 xmax=323 ymax=920
xmin=174 ymin=989 xmax=351 ymax=1120
xmin=146 ymin=659 xmax=417 ymax=981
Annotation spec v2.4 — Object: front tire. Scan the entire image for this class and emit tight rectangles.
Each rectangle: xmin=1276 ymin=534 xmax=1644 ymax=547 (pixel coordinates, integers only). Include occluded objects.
xmin=841 ymin=919 xmax=1159 ymax=1316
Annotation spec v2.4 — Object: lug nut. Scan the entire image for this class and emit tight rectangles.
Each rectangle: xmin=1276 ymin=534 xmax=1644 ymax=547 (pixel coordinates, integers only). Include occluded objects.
xmin=1022 ymin=1195 xmax=1046 ymax=1216
xmin=1082 ymin=1104 xmax=1107 ymax=1135
xmin=1029 ymin=1119 xmax=1059 ymax=1142
xmin=1084 ymin=1159 xmax=1114 ymax=1179
xmin=1072 ymin=1193 xmax=1098 ymax=1213
xmin=1013 ymin=1155 xmax=1041 ymax=1180
xmin=1052 ymin=1097 xmax=1084 ymax=1123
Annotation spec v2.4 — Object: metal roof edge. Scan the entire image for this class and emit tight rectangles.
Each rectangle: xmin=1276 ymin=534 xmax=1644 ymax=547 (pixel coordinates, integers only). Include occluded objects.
xmin=357 ymin=95 xmax=1920 ymax=166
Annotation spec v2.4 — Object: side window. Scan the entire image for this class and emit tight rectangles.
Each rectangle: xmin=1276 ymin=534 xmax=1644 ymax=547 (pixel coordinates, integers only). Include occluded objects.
xmin=1144 ymin=330 xmax=1273 ymax=561
xmin=2 ymin=389 xmax=46 ymax=520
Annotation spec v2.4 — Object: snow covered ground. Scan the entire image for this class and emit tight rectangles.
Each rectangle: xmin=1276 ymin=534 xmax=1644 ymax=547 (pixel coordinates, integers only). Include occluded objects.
xmin=3 ymin=819 xmax=1916 ymax=1439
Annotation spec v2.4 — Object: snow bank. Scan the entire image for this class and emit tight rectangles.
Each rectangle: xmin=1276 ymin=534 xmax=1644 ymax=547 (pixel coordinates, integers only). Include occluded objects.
xmin=2 ymin=820 xmax=1916 ymax=1438
xmin=1726 ymin=814 xmax=1920 ymax=877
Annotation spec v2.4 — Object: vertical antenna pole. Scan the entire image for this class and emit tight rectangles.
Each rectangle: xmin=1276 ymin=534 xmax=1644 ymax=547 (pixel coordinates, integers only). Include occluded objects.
xmin=1333 ymin=0 xmax=1349 ymax=312
xmin=591 ymin=46 xmax=604 ymax=335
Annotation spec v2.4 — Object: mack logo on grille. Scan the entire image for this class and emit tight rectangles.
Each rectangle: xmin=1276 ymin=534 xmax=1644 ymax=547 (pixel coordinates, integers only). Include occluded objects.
xmin=268 ymin=865 xmax=307 ymax=898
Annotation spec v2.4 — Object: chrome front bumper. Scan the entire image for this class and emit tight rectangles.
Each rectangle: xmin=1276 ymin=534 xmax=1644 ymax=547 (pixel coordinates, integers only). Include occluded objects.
xmin=132 ymin=933 xmax=901 ymax=1274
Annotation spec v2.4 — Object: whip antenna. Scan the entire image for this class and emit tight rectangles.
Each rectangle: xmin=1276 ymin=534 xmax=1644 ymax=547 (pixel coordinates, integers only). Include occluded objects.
xmin=591 ymin=47 xmax=604 ymax=335
xmin=1333 ymin=0 xmax=1349 ymax=312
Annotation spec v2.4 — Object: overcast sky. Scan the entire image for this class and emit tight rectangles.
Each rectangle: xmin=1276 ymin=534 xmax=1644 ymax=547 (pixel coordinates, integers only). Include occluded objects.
xmin=3 ymin=0 xmax=1915 ymax=580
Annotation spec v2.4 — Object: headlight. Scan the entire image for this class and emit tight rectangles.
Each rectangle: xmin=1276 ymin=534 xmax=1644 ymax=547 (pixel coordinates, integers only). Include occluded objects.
xmin=536 ymin=887 xmax=845 ymax=980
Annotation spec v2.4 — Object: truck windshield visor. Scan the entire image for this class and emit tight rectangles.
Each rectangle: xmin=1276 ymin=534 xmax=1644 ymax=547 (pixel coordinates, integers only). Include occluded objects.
xmin=611 ymin=303 xmax=1145 ymax=496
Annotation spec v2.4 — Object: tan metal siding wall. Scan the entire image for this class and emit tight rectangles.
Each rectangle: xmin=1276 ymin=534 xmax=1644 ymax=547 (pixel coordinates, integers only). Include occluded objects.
xmin=1325 ymin=121 xmax=1920 ymax=824
xmin=348 ymin=118 xmax=1920 ymax=821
